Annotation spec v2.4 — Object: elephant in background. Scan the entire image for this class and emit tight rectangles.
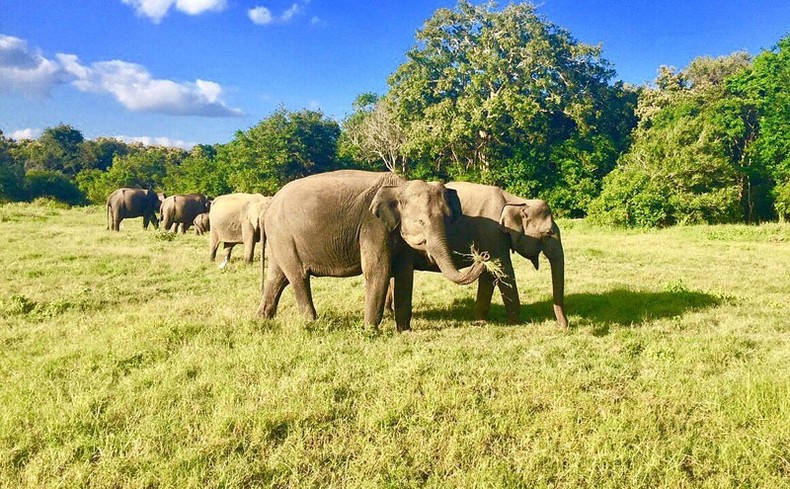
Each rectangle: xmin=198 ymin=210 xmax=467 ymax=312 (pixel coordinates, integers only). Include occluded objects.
xmin=209 ymin=193 xmax=271 ymax=268
xmin=106 ymin=188 xmax=164 ymax=231
xmin=388 ymin=182 xmax=567 ymax=328
xmin=256 ymin=170 xmax=488 ymax=332
xmin=193 ymin=212 xmax=210 ymax=235
xmin=160 ymin=194 xmax=211 ymax=233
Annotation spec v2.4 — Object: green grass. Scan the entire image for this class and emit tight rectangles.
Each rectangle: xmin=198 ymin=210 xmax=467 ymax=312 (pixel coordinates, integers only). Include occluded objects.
xmin=1 ymin=201 xmax=789 ymax=487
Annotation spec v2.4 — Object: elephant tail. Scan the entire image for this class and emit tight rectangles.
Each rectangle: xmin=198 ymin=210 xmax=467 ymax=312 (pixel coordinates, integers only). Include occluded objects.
xmin=106 ymin=201 xmax=111 ymax=230
xmin=259 ymin=212 xmax=267 ymax=293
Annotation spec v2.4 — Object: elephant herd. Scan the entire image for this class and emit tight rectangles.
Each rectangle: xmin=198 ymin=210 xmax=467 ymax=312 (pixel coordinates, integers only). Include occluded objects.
xmin=106 ymin=170 xmax=567 ymax=331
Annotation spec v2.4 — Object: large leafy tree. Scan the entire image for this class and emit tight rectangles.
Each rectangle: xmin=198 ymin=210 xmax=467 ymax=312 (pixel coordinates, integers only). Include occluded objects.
xmin=217 ymin=108 xmax=342 ymax=195
xmin=589 ymin=53 xmax=763 ymax=227
xmin=22 ymin=124 xmax=86 ymax=176
xmin=383 ymin=0 xmax=636 ymax=215
xmin=728 ymin=35 xmax=790 ymax=220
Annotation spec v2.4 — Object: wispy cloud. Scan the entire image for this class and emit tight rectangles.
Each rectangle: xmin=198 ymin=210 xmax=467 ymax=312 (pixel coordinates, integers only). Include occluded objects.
xmin=121 ymin=0 xmax=227 ymax=23
xmin=114 ymin=134 xmax=197 ymax=149
xmin=9 ymin=128 xmax=42 ymax=140
xmin=0 ymin=34 xmax=243 ymax=118
xmin=249 ymin=2 xmax=317 ymax=25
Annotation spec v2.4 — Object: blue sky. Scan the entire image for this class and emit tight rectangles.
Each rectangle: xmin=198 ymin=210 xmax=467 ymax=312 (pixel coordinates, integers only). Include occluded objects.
xmin=1 ymin=0 xmax=789 ymax=148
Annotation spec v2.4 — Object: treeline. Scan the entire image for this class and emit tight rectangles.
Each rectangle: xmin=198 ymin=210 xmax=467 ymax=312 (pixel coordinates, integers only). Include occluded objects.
xmin=1 ymin=1 xmax=788 ymax=226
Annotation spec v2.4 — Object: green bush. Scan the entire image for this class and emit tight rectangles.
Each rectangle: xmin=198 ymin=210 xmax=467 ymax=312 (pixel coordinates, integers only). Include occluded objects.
xmin=25 ymin=170 xmax=86 ymax=206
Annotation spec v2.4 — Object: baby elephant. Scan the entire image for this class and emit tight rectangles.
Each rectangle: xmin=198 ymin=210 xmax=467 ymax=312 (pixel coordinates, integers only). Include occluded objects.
xmin=193 ymin=212 xmax=210 ymax=235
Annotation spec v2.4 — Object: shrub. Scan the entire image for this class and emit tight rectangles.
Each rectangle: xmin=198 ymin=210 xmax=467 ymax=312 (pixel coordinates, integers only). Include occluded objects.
xmin=25 ymin=170 xmax=86 ymax=206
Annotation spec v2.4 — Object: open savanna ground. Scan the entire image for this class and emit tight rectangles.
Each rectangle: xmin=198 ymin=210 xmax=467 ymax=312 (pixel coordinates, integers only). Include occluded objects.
xmin=1 ymin=201 xmax=789 ymax=488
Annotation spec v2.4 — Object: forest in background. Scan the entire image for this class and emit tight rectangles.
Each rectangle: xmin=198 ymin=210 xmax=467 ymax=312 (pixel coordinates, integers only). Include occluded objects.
xmin=1 ymin=1 xmax=788 ymax=227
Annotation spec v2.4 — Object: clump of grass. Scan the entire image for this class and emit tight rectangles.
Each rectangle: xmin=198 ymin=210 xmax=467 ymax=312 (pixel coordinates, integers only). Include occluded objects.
xmin=153 ymin=230 xmax=177 ymax=241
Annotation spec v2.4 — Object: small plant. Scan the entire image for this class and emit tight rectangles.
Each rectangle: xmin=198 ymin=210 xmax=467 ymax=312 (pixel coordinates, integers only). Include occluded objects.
xmin=153 ymin=230 xmax=177 ymax=242
xmin=3 ymin=294 xmax=37 ymax=316
xmin=665 ymin=279 xmax=690 ymax=294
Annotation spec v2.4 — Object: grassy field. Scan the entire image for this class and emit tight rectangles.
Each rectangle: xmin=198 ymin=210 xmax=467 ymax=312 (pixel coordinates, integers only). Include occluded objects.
xmin=1 ymin=200 xmax=789 ymax=488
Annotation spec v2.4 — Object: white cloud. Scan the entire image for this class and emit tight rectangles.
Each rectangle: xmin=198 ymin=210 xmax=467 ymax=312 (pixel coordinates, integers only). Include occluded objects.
xmin=248 ymin=6 xmax=273 ymax=25
xmin=120 ymin=0 xmax=226 ymax=23
xmin=114 ymin=134 xmax=196 ymax=149
xmin=0 ymin=35 xmax=62 ymax=96
xmin=249 ymin=2 xmax=307 ymax=25
xmin=281 ymin=3 xmax=301 ymax=22
xmin=0 ymin=35 xmax=243 ymax=117
xmin=60 ymin=56 xmax=243 ymax=116
xmin=9 ymin=128 xmax=42 ymax=140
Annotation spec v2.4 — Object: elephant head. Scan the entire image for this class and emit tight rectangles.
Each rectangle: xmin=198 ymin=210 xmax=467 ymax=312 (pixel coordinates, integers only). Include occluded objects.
xmin=499 ymin=200 xmax=568 ymax=328
xmin=371 ymin=181 xmax=486 ymax=286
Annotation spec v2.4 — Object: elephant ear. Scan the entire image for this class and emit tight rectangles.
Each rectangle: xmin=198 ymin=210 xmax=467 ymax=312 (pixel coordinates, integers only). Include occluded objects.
xmin=445 ymin=188 xmax=463 ymax=222
xmin=499 ymin=203 xmax=527 ymax=234
xmin=370 ymin=186 xmax=402 ymax=232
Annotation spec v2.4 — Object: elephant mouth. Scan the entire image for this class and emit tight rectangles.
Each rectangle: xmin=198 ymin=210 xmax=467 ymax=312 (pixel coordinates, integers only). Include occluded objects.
xmin=403 ymin=236 xmax=427 ymax=249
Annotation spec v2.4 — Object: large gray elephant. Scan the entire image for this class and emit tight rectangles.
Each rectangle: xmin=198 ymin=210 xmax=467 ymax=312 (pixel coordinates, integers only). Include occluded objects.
xmin=106 ymin=188 xmax=164 ymax=231
xmin=256 ymin=170 xmax=489 ymax=332
xmin=208 ymin=193 xmax=271 ymax=268
xmin=390 ymin=182 xmax=567 ymax=328
xmin=160 ymin=194 xmax=211 ymax=233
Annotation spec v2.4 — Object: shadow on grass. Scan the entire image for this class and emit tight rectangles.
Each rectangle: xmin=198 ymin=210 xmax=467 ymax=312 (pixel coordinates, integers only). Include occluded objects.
xmin=414 ymin=288 xmax=722 ymax=334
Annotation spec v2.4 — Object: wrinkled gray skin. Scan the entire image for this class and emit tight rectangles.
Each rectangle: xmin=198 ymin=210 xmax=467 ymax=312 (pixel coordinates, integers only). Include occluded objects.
xmin=193 ymin=212 xmax=210 ymax=235
xmin=160 ymin=194 xmax=211 ymax=233
xmin=388 ymin=182 xmax=568 ymax=328
xmin=106 ymin=188 xmax=164 ymax=231
xmin=256 ymin=170 xmax=488 ymax=332
xmin=209 ymin=193 xmax=271 ymax=268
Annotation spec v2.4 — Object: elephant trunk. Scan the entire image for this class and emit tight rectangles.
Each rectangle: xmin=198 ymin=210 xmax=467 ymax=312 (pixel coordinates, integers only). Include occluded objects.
xmin=545 ymin=233 xmax=568 ymax=329
xmin=426 ymin=231 xmax=486 ymax=286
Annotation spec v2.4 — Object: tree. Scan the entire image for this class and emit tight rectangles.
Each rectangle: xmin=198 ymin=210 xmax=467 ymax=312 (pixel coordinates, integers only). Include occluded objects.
xmin=217 ymin=108 xmax=342 ymax=195
xmin=0 ymin=131 xmax=26 ymax=202
xmin=341 ymin=94 xmax=409 ymax=174
xmin=728 ymin=36 xmax=790 ymax=220
xmin=384 ymin=0 xmax=636 ymax=215
xmin=23 ymin=124 xmax=86 ymax=176
xmin=589 ymin=53 xmax=759 ymax=227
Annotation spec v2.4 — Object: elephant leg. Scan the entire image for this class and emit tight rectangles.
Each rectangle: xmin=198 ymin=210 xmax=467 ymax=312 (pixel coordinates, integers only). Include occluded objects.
xmin=288 ymin=273 xmax=317 ymax=320
xmin=384 ymin=277 xmax=395 ymax=314
xmin=243 ymin=239 xmax=256 ymax=264
xmin=209 ymin=232 xmax=220 ymax=261
xmin=258 ymin=262 xmax=289 ymax=319
xmin=219 ymin=244 xmax=234 ymax=269
xmin=143 ymin=215 xmax=150 ymax=229
xmin=496 ymin=259 xmax=521 ymax=324
xmin=474 ymin=272 xmax=496 ymax=321
xmin=361 ymin=253 xmax=391 ymax=328
xmin=392 ymin=259 xmax=414 ymax=332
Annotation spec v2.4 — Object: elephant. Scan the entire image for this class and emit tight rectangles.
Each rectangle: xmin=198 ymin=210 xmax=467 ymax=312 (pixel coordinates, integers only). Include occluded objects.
xmin=193 ymin=212 xmax=210 ymax=235
xmin=160 ymin=194 xmax=211 ymax=233
xmin=256 ymin=170 xmax=489 ymax=332
xmin=208 ymin=193 xmax=271 ymax=268
xmin=388 ymin=182 xmax=568 ymax=328
xmin=106 ymin=187 xmax=164 ymax=231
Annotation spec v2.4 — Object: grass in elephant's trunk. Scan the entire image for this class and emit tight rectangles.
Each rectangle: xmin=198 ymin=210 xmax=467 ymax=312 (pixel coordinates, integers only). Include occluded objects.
xmin=459 ymin=245 xmax=510 ymax=287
